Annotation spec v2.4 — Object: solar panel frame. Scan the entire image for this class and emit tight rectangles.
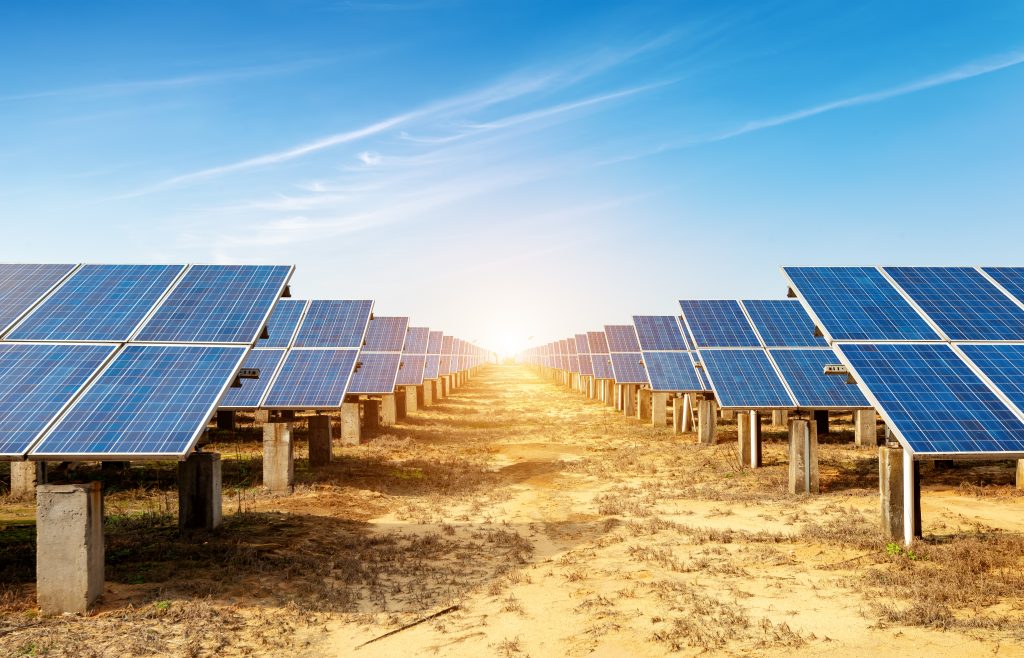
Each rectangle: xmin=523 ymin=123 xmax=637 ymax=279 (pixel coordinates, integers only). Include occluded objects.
xmin=0 ymin=264 xmax=78 ymax=336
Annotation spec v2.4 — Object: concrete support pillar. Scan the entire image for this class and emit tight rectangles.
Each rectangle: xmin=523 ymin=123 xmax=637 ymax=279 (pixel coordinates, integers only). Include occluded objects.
xmin=636 ymin=388 xmax=652 ymax=420
xmin=672 ymin=396 xmax=686 ymax=434
xmin=10 ymin=461 xmax=46 ymax=500
xmin=697 ymin=399 xmax=718 ymax=445
xmin=879 ymin=445 xmax=922 ymax=545
xmin=622 ymin=384 xmax=637 ymax=417
xmin=254 ymin=410 xmax=270 ymax=424
xmin=788 ymin=419 xmax=819 ymax=494
xmin=405 ymin=386 xmax=419 ymax=415
xmin=363 ymin=399 xmax=381 ymax=432
xmin=381 ymin=394 xmax=398 ymax=426
xmin=604 ymin=380 xmax=615 ymax=407
xmin=216 ymin=410 xmax=235 ymax=431
xmin=737 ymin=411 xmax=762 ymax=468
xmin=855 ymin=409 xmax=877 ymax=447
xmin=814 ymin=409 xmax=830 ymax=435
xmin=308 ymin=415 xmax=333 ymax=467
xmin=771 ymin=409 xmax=788 ymax=428
xmin=395 ymin=388 xmax=407 ymax=420
xmin=1017 ymin=460 xmax=1024 ymax=491
xmin=263 ymin=422 xmax=294 ymax=494
xmin=651 ymin=392 xmax=669 ymax=427
xmin=422 ymin=381 xmax=434 ymax=406
xmin=177 ymin=452 xmax=222 ymax=532
xmin=340 ymin=402 xmax=361 ymax=445
xmin=720 ymin=409 xmax=735 ymax=422
xmin=36 ymin=483 xmax=104 ymax=615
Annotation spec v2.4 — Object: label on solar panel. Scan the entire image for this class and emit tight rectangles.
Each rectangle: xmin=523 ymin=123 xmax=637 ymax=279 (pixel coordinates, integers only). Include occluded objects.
xmin=823 ymin=364 xmax=848 ymax=375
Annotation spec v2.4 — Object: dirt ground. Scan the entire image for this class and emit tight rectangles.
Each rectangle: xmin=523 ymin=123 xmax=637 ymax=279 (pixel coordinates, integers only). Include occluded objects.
xmin=3 ymin=363 xmax=1024 ymax=657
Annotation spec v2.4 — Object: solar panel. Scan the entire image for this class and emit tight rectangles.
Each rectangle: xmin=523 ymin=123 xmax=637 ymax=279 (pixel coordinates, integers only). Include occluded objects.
xmin=258 ymin=299 xmax=308 ymax=348
xmin=566 ymin=337 xmax=577 ymax=355
xmin=135 ymin=265 xmax=292 ymax=344
xmin=396 ymin=354 xmax=426 ymax=386
xmin=0 ymin=264 xmax=77 ymax=335
xmin=363 ymin=317 xmax=408 ymax=352
xmin=957 ymin=344 xmax=1024 ymax=413
xmin=643 ymin=351 xmax=704 ymax=392
xmin=610 ymin=352 xmax=648 ymax=384
xmin=423 ymin=354 xmax=441 ymax=380
xmin=741 ymin=299 xmax=827 ymax=348
xmin=605 ymin=325 xmax=641 ymax=353
xmin=633 ymin=316 xmax=688 ymax=351
xmin=982 ymin=268 xmax=1024 ymax=307
xmin=293 ymin=299 xmax=373 ymax=348
xmin=698 ymin=349 xmax=794 ymax=409
xmin=32 ymin=344 xmax=248 ymax=458
xmin=404 ymin=327 xmax=430 ymax=355
xmin=591 ymin=354 xmax=614 ymax=380
xmin=8 ymin=264 xmax=184 ymax=342
xmin=347 ymin=352 xmax=402 ymax=395
xmin=885 ymin=267 xmax=1024 ymax=341
xmin=768 ymin=349 xmax=869 ymax=408
xmin=568 ymin=354 xmax=580 ymax=374
xmin=587 ymin=331 xmax=609 ymax=354
xmin=219 ymin=349 xmax=286 ymax=409
xmin=427 ymin=331 xmax=443 ymax=355
xmin=0 ymin=343 xmax=116 ymax=457
xmin=783 ymin=267 xmax=938 ymax=341
xmin=837 ymin=342 xmax=1024 ymax=455
xmin=679 ymin=300 xmax=760 ymax=348
xmin=260 ymin=348 xmax=358 ymax=409
xmin=577 ymin=350 xmax=594 ymax=376
xmin=575 ymin=334 xmax=590 ymax=355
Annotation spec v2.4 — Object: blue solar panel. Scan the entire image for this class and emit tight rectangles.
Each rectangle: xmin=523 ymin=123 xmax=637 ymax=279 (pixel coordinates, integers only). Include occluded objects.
xmin=769 ymin=349 xmax=869 ymax=408
xmin=347 ymin=352 xmax=402 ymax=394
xmin=33 ymin=345 xmax=247 ymax=458
xmin=610 ymin=353 xmax=648 ymax=384
xmin=605 ymin=325 xmax=641 ymax=352
xmin=575 ymin=334 xmax=590 ymax=355
xmin=441 ymin=335 xmax=454 ymax=355
xmin=566 ymin=337 xmax=577 ymax=355
xmin=438 ymin=355 xmax=452 ymax=376
xmin=404 ymin=327 xmax=430 ymax=354
xmin=292 ymin=299 xmax=372 ymax=348
xmin=261 ymin=349 xmax=358 ymax=408
xmin=958 ymin=344 xmax=1024 ymax=413
xmin=396 ymin=354 xmax=426 ymax=386
xmin=698 ymin=349 xmax=794 ymax=408
xmin=568 ymin=355 xmax=580 ymax=374
xmin=885 ymin=267 xmax=1024 ymax=341
xmin=219 ymin=349 xmax=286 ymax=409
xmin=643 ymin=351 xmax=705 ymax=392
xmin=784 ymin=267 xmax=938 ymax=341
xmin=587 ymin=332 xmax=609 ymax=354
xmin=679 ymin=300 xmax=760 ymax=348
xmin=9 ymin=265 xmax=183 ymax=342
xmin=742 ymin=299 xmax=827 ymax=348
xmin=591 ymin=354 xmax=614 ymax=380
xmin=0 ymin=343 xmax=116 ymax=457
xmin=135 ymin=265 xmax=291 ymax=344
xmin=577 ymin=350 xmax=594 ymax=376
xmin=364 ymin=317 xmax=408 ymax=352
xmin=427 ymin=331 xmax=443 ymax=354
xmin=258 ymin=299 xmax=307 ymax=348
xmin=982 ymin=268 xmax=1024 ymax=307
xmin=423 ymin=354 xmax=441 ymax=380
xmin=0 ymin=264 xmax=77 ymax=335
xmin=633 ymin=316 xmax=688 ymax=351
xmin=838 ymin=342 xmax=1024 ymax=455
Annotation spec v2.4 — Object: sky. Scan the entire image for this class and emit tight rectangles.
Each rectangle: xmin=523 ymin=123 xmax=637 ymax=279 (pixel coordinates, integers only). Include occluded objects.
xmin=2 ymin=1 xmax=1023 ymax=356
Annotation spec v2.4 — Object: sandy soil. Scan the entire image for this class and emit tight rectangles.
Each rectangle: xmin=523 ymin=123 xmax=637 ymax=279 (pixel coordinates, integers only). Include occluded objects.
xmin=2 ymin=363 xmax=1024 ymax=657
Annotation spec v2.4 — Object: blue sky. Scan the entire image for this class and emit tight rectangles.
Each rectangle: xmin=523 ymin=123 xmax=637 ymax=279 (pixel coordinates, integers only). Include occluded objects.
xmin=2 ymin=1 xmax=1023 ymax=354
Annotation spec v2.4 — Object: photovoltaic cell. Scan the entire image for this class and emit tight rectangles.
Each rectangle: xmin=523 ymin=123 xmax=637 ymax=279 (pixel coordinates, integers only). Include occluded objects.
xmin=0 ymin=264 xmax=77 ymax=335
xmin=783 ymin=267 xmax=938 ymax=341
xmin=423 ymin=354 xmax=441 ymax=380
xmin=768 ymin=349 xmax=868 ymax=408
xmin=568 ymin=355 xmax=580 ymax=374
xmin=679 ymin=300 xmax=760 ymax=348
xmin=347 ymin=352 xmax=402 ymax=395
xmin=958 ymin=344 xmax=1024 ymax=413
xmin=587 ymin=332 xmax=609 ymax=354
xmin=610 ymin=353 xmax=648 ymax=384
xmin=633 ymin=316 xmax=688 ymax=351
xmin=136 ymin=265 xmax=291 ymax=344
xmin=837 ymin=342 xmax=1024 ymax=454
xmin=575 ymin=334 xmax=590 ymax=355
xmin=643 ymin=351 xmax=705 ymax=392
xmin=605 ymin=325 xmax=641 ymax=353
xmin=33 ymin=344 xmax=247 ymax=458
xmin=591 ymin=354 xmax=614 ymax=380
xmin=741 ymin=299 xmax=826 ymax=348
xmin=219 ymin=349 xmax=286 ymax=409
xmin=396 ymin=354 xmax=426 ymax=386
xmin=262 ymin=349 xmax=357 ymax=408
xmin=364 ymin=317 xmax=409 ymax=352
xmin=404 ymin=327 xmax=430 ymax=355
xmin=698 ymin=349 xmax=794 ymax=408
xmin=427 ymin=331 xmax=443 ymax=354
xmin=258 ymin=299 xmax=307 ymax=348
xmin=9 ymin=264 xmax=183 ymax=342
xmin=0 ymin=343 xmax=116 ymax=456
xmin=292 ymin=299 xmax=372 ymax=348
xmin=982 ymin=268 xmax=1024 ymax=307
xmin=566 ymin=338 xmax=577 ymax=355
xmin=885 ymin=267 xmax=1024 ymax=341
xmin=577 ymin=350 xmax=594 ymax=376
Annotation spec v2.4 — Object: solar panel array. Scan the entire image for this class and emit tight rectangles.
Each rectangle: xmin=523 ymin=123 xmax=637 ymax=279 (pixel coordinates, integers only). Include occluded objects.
xmin=347 ymin=316 xmax=409 ymax=395
xmin=632 ymin=315 xmax=707 ymax=392
xmin=785 ymin=266 xmax=1024 ymax=457
xmin=396 ymin=326 xmax=430 ymax=386
xmin=0 ymin=263 xmax=293 ymax=460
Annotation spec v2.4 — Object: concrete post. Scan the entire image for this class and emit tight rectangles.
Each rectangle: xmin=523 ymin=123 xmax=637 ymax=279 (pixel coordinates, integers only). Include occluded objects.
xmin=788 ymin=419 xmax=819 ymax=494
xmin=340 ymin=402 xmax=361 ymax=445
xmin=254 ymin=410 xmax=270 ymax=424
xmin=439 ymin=377 xmax=448 ymax=398
xmin=697 ymin=399 xmax=718 ymax=445
xmin=36 ymin=483 xmax=104 ymax=615
xmin=1017 ymin=460 xmax=1024 ymax=491
xmin=622 ymin=384 xmax=637 ymax=417
xmin=363 ymin=399 xmax=381 ymax=432
xmin=854 ymin=409 xmax=877 ymax=447
xmin=720 ymin=409 xmax=735 ymax=422
xmin=771 ymin=409 xmax=788 ymax=428
xmin=637 ymin=388 xmax=652 ymax=420
xmin=814 ymin=409 xmax=830 ymax=435
xmin=423 ymin=381 xmax=434 ymax=406
xmin=651 ymin=392 xmax=669 ymax=427
xmin=405 ymin=385 xmax=419 ymax=415
xmin=737 ymin=411 xmax=762 ymax=468
xmin=605 ymin=380 xmax=615 ymax=407
xmin=381 ymin=394 xmax=398 ymax=426
xmin=308 ymin=415 xmax=333 ymax=467
xmin=10 ymin=461 xmax=46 ymax=500
xmin=879 ymin=445 xmax=922 ymax=545
xmin=263 ymin=422 xmax=294 ymax=494
xmin=683 ymin=394 xmax=695 ymax=432
xmin=177 ymin=452 xmax=222 ymax=532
